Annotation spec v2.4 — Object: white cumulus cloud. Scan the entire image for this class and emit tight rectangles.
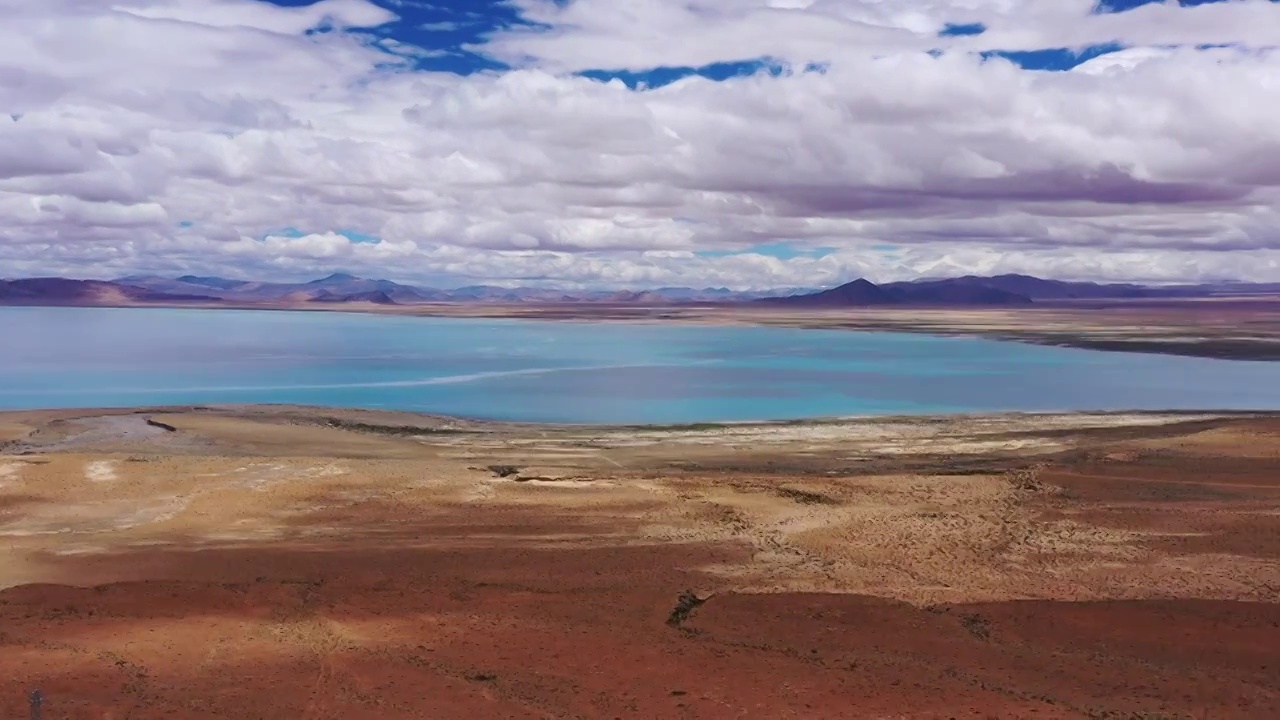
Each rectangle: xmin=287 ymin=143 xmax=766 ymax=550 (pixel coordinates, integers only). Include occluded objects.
xmin=0 ymin=0 xmax=1278 ymax=288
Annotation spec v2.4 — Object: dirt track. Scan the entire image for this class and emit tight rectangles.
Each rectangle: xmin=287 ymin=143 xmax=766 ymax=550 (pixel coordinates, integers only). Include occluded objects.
xmin=1 ymin=406 xmax=1279 ymax=718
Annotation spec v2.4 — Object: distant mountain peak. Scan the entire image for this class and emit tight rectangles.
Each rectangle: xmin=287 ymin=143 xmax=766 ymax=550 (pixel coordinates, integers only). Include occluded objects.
xmin=761 ymin=276 xmax=1031 ymax=307
xmin=174 ymin=275 xmax=247 ymax=290
xmin=760 ymin=277 xmax=895 ymax=307
xmin=4 ymin=272 xmax=1269 ymax=310
xmin=309 ymin=272 xmax=360 ymax=284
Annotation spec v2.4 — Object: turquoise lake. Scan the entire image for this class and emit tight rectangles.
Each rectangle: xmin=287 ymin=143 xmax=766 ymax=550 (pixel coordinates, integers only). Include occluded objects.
xmin=1 ymin=306 xmax=1277 ymax=423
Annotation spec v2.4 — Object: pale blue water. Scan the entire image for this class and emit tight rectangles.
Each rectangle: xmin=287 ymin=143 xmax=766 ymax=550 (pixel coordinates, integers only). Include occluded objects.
xmin=0 ymin=307 xmax=1276 ymax=424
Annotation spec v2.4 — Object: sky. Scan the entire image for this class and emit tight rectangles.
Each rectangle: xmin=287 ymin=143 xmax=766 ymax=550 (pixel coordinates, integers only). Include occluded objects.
xmin=2 ymin=0 xmax=1279 ymax=289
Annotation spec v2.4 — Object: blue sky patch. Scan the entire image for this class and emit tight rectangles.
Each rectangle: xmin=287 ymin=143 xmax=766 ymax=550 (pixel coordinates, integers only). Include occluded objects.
xmin=580 ymin=58 xmax=787 ymax=90
xmin=940 ymin=23 xmax=987 ymax=38
xmin=339 ymin=230 xmax=381 ymax=245
xmin=259 ymin=227 xmax=380 ymax=244
xmin=257 ymin=0 xmax=1270 ymax=77
xmin=262 ymin=0 xmax=529 ymax=74
xmin=697 ymin=243 xmax=835 ymax=261
xmin=265 ymin=227 xmax=307 ymax=239
xmin=1093 ymin=0 xmax=1250 ymax=13
xmin=983 ymin=43 xmax=1127 ymax=71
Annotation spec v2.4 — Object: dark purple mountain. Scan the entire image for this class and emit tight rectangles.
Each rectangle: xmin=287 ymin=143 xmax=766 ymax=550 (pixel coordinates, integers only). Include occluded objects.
xmin=175 ymin=275 xmax=249 ymax=290
xmin=309 ymin=290 xmax=398 ymax=305
xmin=761 ymin=278 xmax=1031 ymax=306
xmin=763 ymin=278 xmax=897 ymax=306
xmin=904 ymin=274 xmax=1184 ymax=300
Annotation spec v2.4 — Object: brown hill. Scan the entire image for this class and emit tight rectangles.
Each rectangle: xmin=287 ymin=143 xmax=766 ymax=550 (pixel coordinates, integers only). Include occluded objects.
xmin=0 ymin=278 xmax=213 ymax=305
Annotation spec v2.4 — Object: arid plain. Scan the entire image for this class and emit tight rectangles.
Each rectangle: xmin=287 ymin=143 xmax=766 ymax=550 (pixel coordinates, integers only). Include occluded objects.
xmin=2 ymin=405 xmax=1279 ymax=718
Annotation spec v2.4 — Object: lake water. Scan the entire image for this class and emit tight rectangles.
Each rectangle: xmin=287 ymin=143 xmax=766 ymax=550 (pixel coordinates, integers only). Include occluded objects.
xmin=1 ymin=306 xmax=1277 ymax=424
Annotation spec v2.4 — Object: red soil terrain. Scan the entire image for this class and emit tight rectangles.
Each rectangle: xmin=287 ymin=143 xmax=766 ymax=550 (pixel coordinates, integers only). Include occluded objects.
xmin=1 ymin=409 xmax=1278 ymax=718
xmin=3 ymin=524 xmax=1277 ymax=718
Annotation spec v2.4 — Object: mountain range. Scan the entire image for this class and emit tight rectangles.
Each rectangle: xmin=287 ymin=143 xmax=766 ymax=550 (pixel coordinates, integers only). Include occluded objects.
xmin=0 ymin=272 xmax=1277 ymax=308
xmin=768 ymin=272 xmax=1280 ymax=303
xmin=761 ymin=277 xmax=1036 ymax=307
xmin=759 ymin=274 xmax=1255 ymax=307
xmin=104 ymin=273 xmax=802 ymax=304
xmin=0 ymin=278 xmax=214 ymax=305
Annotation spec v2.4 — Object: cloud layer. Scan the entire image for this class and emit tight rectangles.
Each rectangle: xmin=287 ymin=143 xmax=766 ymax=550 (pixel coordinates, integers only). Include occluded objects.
xmin=1 ymin=0 xmax=1278 ymax=288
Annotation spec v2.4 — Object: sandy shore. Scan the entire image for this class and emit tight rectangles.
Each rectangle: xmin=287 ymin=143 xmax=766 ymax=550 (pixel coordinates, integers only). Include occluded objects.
xmin=2 ymin=405 xmax=1279 ymax=718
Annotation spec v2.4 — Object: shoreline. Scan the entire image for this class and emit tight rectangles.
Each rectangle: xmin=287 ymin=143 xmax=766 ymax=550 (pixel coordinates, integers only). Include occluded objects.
xmin=2 ymin=403 xmax=1274 ymax=448
xmin=4 ymin=298 xmax=1280 ymax=361
xmin=2 ymin=399 xmax=1280 ymax=440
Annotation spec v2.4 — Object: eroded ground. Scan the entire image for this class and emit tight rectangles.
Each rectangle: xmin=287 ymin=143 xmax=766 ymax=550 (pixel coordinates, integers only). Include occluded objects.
xmin=1 ymin=406 xmax=1279 ymax=718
